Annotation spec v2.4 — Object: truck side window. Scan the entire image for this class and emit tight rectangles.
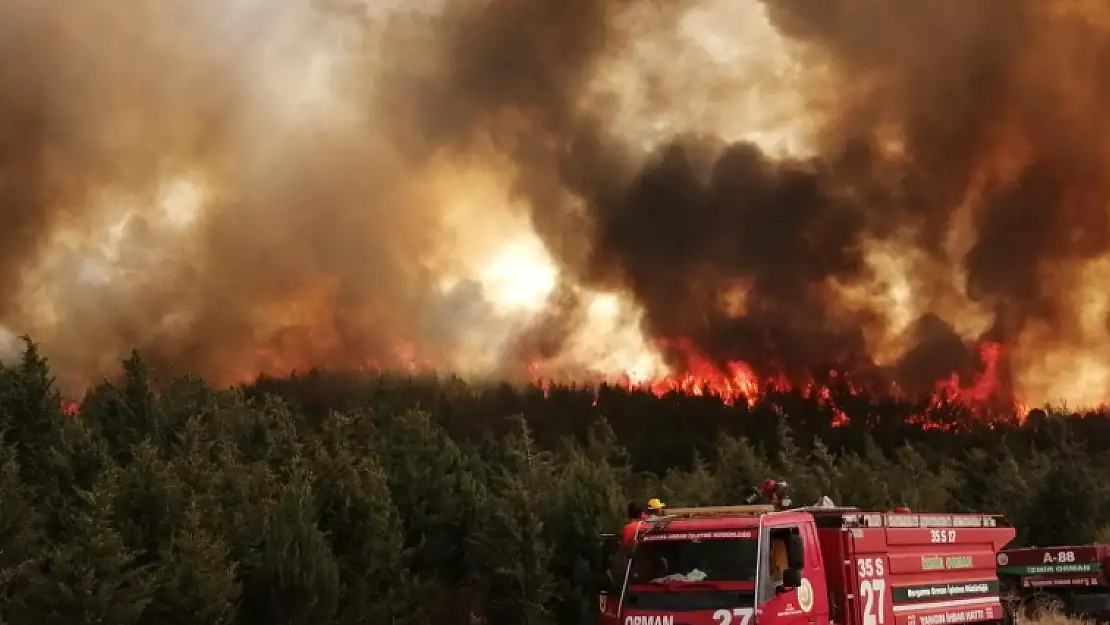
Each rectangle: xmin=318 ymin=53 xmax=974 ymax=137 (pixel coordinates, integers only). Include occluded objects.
xmin=768 ymin=526 xmax=802 ymax=587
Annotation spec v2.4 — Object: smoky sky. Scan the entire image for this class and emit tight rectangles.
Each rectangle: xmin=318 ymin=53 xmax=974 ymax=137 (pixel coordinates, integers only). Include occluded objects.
xmin=2 ymin=0 xmax=1109 ymax=403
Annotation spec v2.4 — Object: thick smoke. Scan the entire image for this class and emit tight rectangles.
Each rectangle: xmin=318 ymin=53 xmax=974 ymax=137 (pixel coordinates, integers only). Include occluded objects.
xmin=0 ymin=0 xmax=465 ymax=387
xmin=2 ymin=0 xmax=1110 ymax=406
xmin=378 ymin=0 xmax=1110 ymax=404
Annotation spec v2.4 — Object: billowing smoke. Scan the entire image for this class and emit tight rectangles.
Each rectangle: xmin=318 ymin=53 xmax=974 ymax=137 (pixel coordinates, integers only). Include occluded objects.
xmin=380 ymin=0 xmax=1110 ymax=406
xmin=0 ymin=0 xmax=493 ymax=386
xmin=2 ymin=0 xmax=1109 ymax=407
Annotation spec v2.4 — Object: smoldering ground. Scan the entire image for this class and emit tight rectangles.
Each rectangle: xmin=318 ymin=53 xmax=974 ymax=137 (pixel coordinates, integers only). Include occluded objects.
xmin=2 ymin=0 xmax=1110 ymax=406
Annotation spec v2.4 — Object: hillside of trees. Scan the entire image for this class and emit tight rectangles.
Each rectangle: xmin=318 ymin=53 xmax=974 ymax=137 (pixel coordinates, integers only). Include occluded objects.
xmin=1 ymin=337 xmax=1109 ymax=624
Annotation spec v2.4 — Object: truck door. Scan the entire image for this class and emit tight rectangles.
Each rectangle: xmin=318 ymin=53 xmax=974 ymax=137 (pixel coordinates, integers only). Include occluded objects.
xmin=759 ymin=522 xmax=830 ymax=625
xmin=597 ymin=533 xmax=625 ymax=622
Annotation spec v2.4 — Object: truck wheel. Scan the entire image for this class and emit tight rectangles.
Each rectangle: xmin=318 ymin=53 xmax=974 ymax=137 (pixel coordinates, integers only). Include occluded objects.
xmin=1000 ymin=587 xmax=1020 ymax=625
xmin=1025 ymin=591 xmax=1065 ymax=618
xmin=1001 ymin=594 xmax=1017 ymax=625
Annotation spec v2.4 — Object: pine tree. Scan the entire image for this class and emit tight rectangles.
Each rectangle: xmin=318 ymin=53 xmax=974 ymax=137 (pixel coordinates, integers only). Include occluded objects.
xmin=374 ymin=409 xmax=480 ymax=589
xmin=711 ymin=434 xmax=771 ymax=503
xmin=21 ymin=467 xmax=155 ymax=625
xmin=113 ymin=442 xmax=185 ymax=564
xmin=0 ymin=438 xmax=42 ymax=624
xmin=139 ymin=502 xmax=240 ymax=625
xmin=661 ymin=452 xmax=718 ymax=506
xmin=0 ymin=338 xmax=65 ymax=497
xmin=80 ymin=351 xmax=166 ymax=465
xmin=807 ymin=438 xmax=842 ymax=504
xmin=470 ymin=420 xmax=557 ymax=625
xmin=309 ymin=415 xmax=408 ymax=625
xmin=772 ymin=409 xmax=820 ymax=503
xmin=1025 ymin=447 xmax=1102 ymax=545
xmin=545 ymin=425 xmax=627 ymax=624
xmin=888 ymin=443 xmax=960 ymax=511
xmin=834 ymin=436 xmax=894 ymax=509
xmin=237 ymin=471 xmax=341 ymax=625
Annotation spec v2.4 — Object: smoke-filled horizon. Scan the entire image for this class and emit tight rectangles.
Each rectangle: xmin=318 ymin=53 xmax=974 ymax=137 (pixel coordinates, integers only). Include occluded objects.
xmin=2 ymin=0 xmax=1109 ymax=407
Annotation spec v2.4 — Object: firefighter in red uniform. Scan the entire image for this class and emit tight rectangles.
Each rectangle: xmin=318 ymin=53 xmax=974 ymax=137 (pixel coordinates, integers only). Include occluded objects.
xmin=622 ymin=497 xmax=666 ymax=543
xmin=746 ymin=479 xmax=792 ymax=509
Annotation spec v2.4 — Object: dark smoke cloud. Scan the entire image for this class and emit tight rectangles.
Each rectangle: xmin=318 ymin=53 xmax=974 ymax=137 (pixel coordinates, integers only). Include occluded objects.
xmin=379 ymin=0 xmax=1110 ymax=403
xmin=2 ymin=0 xmax=1109 ymax=406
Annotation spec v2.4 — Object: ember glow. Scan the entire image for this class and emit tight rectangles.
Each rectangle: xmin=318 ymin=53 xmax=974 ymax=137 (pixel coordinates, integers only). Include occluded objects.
xmin=1 ymin=0 xmax=1109 ymax=415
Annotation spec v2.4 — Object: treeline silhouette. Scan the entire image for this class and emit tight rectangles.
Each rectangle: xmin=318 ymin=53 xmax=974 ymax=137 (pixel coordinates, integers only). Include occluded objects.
xmin=1 ymin=338 xmax=1109 ymax=625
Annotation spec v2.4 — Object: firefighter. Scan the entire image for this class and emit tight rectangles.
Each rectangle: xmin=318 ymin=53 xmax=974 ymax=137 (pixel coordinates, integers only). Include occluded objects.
xmin=745 ymin=479 xmax=779 ymax=505
xmin=646 ymin=498 xmax=666 ymax=516
xmin=759 ymin=479 xmax=779 ymax=505
xmin=745 ymin=479 xmax=792 ymax=509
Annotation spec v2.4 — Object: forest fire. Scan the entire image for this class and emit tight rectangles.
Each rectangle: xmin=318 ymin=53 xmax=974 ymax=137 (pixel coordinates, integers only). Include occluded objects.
xmin=510 ymin=334 xmax=1013 ymax=428
xmin=4 ymin=0 xmax=1110 ymax=417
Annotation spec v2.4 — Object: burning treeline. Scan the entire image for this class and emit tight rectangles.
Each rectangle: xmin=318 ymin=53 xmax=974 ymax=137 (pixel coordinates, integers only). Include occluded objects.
xmin=1 ymin=0 xmax=1109 ymax=409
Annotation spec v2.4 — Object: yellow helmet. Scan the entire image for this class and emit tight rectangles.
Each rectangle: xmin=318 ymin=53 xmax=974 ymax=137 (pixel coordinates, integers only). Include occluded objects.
xmin=647 ymin=498 xmax=666 ymax=511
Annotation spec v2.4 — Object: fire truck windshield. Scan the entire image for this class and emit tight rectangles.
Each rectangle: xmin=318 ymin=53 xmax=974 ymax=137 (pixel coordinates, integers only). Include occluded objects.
xmin=629 ymin=538 xmax=759 ymax=585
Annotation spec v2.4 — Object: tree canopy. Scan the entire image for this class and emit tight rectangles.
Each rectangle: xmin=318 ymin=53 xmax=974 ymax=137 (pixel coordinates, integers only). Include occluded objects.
xmin=0 ymin=338 xmax=1107 ymax=625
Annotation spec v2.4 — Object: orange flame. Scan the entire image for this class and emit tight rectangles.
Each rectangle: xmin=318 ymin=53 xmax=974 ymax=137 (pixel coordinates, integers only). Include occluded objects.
xmin=59 ymin=335 xmax=1010 ymax=431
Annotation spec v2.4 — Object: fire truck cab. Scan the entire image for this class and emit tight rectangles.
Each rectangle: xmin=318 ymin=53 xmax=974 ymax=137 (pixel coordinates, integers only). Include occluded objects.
xmin=593 ymin=502 xmax=1016 ymax=625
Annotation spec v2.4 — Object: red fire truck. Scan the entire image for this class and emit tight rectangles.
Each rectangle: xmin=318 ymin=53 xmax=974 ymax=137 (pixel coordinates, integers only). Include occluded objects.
xmin=593 ymin=501 xmax=1016 ymax=625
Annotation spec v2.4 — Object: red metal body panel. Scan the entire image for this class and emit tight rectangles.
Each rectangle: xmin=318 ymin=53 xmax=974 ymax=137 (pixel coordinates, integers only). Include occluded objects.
xmin=816 ymin=513 xmax=1014 ymax=625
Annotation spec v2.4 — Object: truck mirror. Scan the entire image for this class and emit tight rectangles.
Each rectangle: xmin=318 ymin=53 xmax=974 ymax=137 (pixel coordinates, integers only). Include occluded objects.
xmin=782 ymin=567 xmax=802 ymax=590
xmin=786 ymin=534 xmax=804 ymax=568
